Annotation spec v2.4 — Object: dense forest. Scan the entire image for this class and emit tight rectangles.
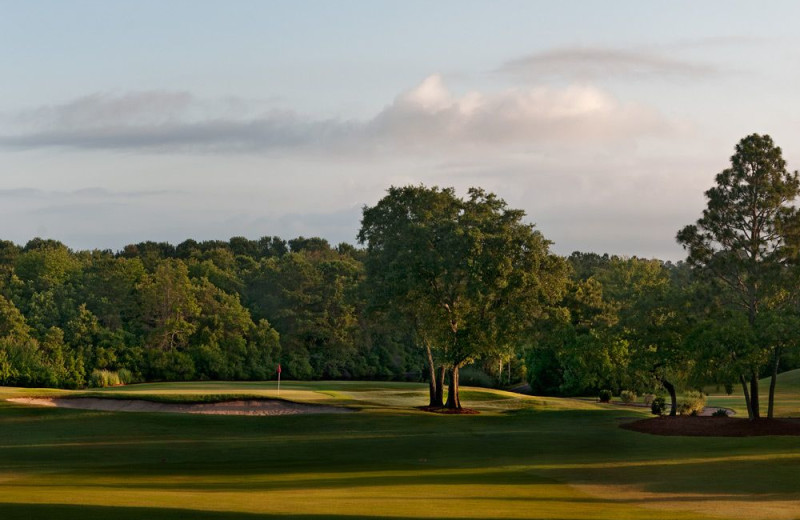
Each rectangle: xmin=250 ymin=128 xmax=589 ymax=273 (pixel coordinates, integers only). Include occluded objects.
xmin=0 ymin=235 xmax=419 ymax=387
xmin=1 ymin=237 xmax=795 ymax=398
xmin=2 ymin=134 xmax=799 ymax=418
xmin=0 ymin=233 xmax=664 ymax=390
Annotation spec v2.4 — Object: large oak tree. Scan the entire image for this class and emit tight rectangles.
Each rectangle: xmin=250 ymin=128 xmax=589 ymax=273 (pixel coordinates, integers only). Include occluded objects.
xmin=359 ymin=185 xmax=567 ymax=409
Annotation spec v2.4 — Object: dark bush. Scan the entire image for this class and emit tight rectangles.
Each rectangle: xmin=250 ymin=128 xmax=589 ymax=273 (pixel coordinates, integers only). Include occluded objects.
xmin=598 ymin=389 xmax=612 ymax=403
xmin=712 ymin=408 xmax=729 ymax=417
xmin=525 ymin=348 xmax=564 ymax=396
xmin=459 ymin=366 xmax=495 ymax=388
xmin=651 ymin=396 xmax=666 ymax=416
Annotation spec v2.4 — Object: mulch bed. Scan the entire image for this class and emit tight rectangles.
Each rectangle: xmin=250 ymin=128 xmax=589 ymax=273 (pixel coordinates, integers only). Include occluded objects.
xmin=417 ymin=406 xmax=480 ymax=415
xmin=621 ymin=416 xmax=800 ymax=437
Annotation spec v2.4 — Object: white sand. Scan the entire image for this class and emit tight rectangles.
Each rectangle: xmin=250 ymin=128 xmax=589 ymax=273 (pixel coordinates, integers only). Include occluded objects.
xmin=6 ymin=397 xmax=353 ymax=415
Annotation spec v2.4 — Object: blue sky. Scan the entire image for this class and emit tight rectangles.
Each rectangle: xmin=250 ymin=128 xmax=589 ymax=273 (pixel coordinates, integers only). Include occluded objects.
xmin=2 ymin=1 xmax=800 ymax=259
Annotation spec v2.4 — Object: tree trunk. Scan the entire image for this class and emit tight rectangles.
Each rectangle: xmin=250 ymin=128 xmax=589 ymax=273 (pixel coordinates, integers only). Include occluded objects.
xmin=425 ymin=343 xmax=443 ymax=408
xmin=740 ymin=373 xmax=753 ymax=420
xmin=768 ymin=347 xmax=782 ymax=419
xmin=436 ymin=365 xmax=446 ymax=407
xmin=750 ymin=371 xmax=760 ymax=419
xmin=444 ymin=365 xmax=461 ymax=409
xmin=662 ymin=378 xmax=677 ymax=417
xmin=744 ymin=298 xmax=761 ymax=420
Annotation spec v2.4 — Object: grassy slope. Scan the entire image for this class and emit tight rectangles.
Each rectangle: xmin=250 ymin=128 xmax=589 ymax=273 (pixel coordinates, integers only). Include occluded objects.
xmin=0 ymin=382 xmax=799 ymax=520
xmin=706 ymin=368 xmax=800 ymax=416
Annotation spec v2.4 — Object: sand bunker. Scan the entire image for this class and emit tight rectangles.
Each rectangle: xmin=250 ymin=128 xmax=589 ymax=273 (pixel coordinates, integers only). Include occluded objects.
xmin=7 ymin=397 xmax=353 ymax=416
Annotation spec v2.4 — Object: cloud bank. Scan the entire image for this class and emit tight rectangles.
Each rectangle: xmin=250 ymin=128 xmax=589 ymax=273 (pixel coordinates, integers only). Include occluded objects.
xmin=370 ymin=75 xmax=666 ymax=149
xmin=0 ymin=76 xmax=669 ymax=154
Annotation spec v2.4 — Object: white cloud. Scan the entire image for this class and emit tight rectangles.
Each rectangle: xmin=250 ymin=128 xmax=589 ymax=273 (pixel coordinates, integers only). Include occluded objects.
xmin=369 ymin=75 xmax=667 ymax=149
xmin=0 ymin=76 xmax=670 ymax=154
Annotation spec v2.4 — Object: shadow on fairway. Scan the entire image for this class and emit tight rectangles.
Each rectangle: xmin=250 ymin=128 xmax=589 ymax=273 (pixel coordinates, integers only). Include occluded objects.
xmin=0 ymin=503 xmax=610 ymax=520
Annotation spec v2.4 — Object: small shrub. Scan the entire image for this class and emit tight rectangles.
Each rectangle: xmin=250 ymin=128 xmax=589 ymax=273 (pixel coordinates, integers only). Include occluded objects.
xmin=89 ymin=369 xmax=121 ymax=388
xmin=88 ymin=370 xmax=102 ymax=388
xmin=598 ymin=389 xmax=613 ymax=403
xmin=619 ymin=390 xmax=637 ymax=403
xmin=678 ymin=390 xmax=706 ymax=416
xmin=651 ymin=396 xmax=666 ymax=416
xmin=117 ymin=368 xmax=134 ymax=385
xmin=643 ymin=393 xmax=655 ymax=405
xmin=712 ymin=408 xmax=729 ymax=417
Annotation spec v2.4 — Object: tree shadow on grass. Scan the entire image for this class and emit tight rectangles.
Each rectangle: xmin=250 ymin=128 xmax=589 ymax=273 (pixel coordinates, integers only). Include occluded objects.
xmin=0 ymin=503 xmax=626 ymax=520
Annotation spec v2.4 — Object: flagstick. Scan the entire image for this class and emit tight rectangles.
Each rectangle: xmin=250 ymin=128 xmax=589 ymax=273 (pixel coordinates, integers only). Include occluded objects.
xmin=277 ymin=368 xmax=281 ymax=395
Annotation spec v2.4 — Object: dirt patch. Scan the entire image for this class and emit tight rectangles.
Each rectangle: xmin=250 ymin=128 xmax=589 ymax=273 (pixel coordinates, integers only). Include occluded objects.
xmin=416 ymin=406 xmax=480 ymax=415
xmin=621 ymin=416 xmax=800 ymax=437
xmin=7 ymin=397 xmax=353 ymax=416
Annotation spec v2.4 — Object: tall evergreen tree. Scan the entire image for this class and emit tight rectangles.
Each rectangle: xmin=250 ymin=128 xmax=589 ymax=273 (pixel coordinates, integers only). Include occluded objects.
xmin=677 ymin=134 xmax=800 ymax=419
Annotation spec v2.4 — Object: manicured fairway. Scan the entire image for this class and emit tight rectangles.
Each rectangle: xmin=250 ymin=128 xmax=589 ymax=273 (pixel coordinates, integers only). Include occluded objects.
xmin=1 ymin=381 xmax=799 ymax=520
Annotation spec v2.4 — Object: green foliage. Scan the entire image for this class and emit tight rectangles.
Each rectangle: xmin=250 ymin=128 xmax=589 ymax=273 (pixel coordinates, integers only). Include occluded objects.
xmin=145 ymin=349 xmax=196 ymax=381
xmin=598 ymin=389 xmax=612 ymax=403
xmin=138 ymin=260 xmax=200 ymax=352
xmin=712 ymin=408 xmax=730 ymax=417
xmin=0 ymin=294 xmax=32 ymax=342
xmin=14 ymin=241 xmax=80 ymax=295
xmin=117 ymin=368 xmax=135 ymax=384
xmin=651 ymin=396 xmax=667 ymax=416
xmin=458 ymin=366 xmax=495 ymax=388
xmin=245 ymin=249 xmax=367 ymax=379
xmin=525 ymin=346 xmax=563 ymax=396
xmin=677 ymin=134 xmax=800 ymax=419
xmin=619 ymin=390 xmax=637 ymax=403
xmin=89 ymin=369 xmax=122 ymax=388
xmin=528 ymin=256 xmax=662 ymax=397
xmin=3 ymin=170 xmax=797 ymax=409
xmin=359 ymin=185 xmax=569 ymax=408
xmin=678 ymin=390 xmax=707 ymax=416
xmin=0 ymin=338 xmax=55 ymax=387
xmin=0 ymin=349 xmax=13 ymax=383
xmin=0 ymin=232 xmax=423 ymax=389
xmin=687 ymin=313 xmax=760 ymax=392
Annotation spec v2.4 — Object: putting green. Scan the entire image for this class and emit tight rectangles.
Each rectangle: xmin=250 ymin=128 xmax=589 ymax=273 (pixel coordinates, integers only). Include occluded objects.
xmin=0 ymin=381 xmax=799 ymax=520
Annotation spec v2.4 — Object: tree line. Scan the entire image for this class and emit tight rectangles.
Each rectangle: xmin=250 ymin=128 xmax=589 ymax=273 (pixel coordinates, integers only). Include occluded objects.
xmin=1 ymin=134 xmax=798 ymax=418
xmin=529 ymin=134 xmax=800 ymax=420
xmin=0 ymin=236 xmax=421 ymax=389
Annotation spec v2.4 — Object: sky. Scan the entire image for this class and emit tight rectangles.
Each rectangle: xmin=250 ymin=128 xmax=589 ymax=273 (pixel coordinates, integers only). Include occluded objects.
xmin=2 ymin=0 xmax=800 ymax=260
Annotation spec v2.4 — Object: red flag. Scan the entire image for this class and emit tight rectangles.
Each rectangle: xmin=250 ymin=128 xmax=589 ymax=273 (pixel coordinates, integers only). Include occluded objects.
xmin=277 ymin=364 xmax=282 ymax=374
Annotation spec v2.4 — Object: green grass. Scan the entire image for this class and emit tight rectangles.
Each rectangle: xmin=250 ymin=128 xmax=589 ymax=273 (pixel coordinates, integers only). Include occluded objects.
xmin=705 ymin=368 xmax=800 ymax=416
xmin=1 ymin=381 xmax=800 ymax=519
